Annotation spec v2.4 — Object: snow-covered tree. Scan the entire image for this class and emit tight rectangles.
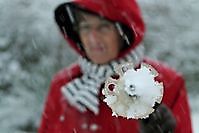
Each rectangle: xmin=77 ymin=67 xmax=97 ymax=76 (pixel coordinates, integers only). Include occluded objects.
xmin=0 ymin=0 xmax=198 ymax=132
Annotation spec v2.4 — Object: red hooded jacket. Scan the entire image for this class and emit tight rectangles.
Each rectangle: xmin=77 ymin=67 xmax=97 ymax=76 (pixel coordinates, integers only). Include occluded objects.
xmin=39 ymin=0 xmax=192 ymax=132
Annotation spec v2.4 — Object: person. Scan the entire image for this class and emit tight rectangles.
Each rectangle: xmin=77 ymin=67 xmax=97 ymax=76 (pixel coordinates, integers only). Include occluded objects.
xmin=38 ymin=0 xmax=192 ymax=132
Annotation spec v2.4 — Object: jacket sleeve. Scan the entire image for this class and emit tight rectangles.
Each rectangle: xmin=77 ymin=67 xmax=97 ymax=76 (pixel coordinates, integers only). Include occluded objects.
xmin=38 ymin=77 xmax=63 ymax=133
xmin=144 ymin=58 xmax=192 ymax=133
xmin=38 ymin=64 xmax=81 ymax=133
xmin=171 ymin=77 xmax=192 ymax=133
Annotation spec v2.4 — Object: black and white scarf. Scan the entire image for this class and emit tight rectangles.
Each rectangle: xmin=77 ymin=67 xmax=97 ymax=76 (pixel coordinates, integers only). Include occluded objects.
xmin=61 ymin=45 xmax=145 ymax=115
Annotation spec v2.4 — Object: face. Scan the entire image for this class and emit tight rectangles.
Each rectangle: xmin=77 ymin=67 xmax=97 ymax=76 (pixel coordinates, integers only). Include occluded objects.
xmin=78 ymin=14 xmax=121 ymax=64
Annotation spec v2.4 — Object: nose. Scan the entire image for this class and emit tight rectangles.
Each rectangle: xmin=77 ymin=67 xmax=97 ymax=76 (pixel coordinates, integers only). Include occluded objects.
xmin=87 ymin=29 xmax=100 ymax=44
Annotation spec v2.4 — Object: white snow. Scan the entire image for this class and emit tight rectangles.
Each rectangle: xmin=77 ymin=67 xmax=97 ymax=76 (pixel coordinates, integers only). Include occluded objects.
xmin=190 ymin=95 xmax=199 ymax=133
xmin=103 ymin=63 xmax=163 ymax=119
xmin=0 ymin=0 xmax=198 ymax=132
xmin=89 ymin=123 xmax=99 ymax=131
xmin=103 ymin=95 xmax=117 ymax=105
xmin=81 ymin=123 xmax=88 ymax=129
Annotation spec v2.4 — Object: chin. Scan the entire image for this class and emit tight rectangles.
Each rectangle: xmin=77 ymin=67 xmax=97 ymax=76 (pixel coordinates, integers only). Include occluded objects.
xmin=91 ymin=57 xmax=114 ymax=65
xmin=93 ymin=60 xmax=108 ymax=65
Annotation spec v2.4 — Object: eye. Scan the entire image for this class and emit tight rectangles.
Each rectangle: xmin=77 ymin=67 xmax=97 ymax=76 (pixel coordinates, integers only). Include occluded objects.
xmin=98 ymin=22 xmax=112 ymax=33
xmin=79 ymin=24 xmax=91 ymax=34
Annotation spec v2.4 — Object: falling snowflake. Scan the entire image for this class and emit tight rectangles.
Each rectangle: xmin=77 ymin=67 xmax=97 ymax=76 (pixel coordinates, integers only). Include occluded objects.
xmin=102 ymin=62 xmax=164 ymax=119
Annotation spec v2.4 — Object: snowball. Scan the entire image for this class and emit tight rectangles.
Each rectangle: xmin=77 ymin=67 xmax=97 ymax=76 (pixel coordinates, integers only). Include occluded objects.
xmin=103 ymin=95 xmax=117 ymax=105
xmin=102 ymin=62 xmax=164 ymax=119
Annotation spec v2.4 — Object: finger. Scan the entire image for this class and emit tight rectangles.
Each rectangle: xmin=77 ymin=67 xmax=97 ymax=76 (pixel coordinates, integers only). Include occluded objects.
xmin=153 ymin=102 xmax=160 ymax=110
xmin=139 ymin=113 xmax=160 ymax=126
xmin=158 ymin=104 xmax=176 ymax=132
xmin=160 ymin=117 xmax=176 ymax=132
xmin=151 ymin=109 xmax=162 ymax=122
xmin=157 ymin=104 xmax=170 ymax=114
xmin=155 ymin=104 xmax=173 ymax=123
xmin=141 ymin=123 xmax=163 ymax=133
xmin=143 ymin=109 xmax=162 ymax=125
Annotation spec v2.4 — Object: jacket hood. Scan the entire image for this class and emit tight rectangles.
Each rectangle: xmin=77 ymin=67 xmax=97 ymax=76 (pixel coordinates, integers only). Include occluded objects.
xmin=54 ymin=0 xmax=145 ymax=59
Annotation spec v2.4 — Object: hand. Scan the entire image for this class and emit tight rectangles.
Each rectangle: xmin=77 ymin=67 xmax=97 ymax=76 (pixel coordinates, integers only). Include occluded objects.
xmin=139 ymin=104 xmax=176 ymax=133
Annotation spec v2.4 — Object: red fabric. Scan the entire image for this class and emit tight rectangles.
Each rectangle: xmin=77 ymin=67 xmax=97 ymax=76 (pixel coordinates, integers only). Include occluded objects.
xmin=39 ymin=0 xmax=192 ymax=132
xmin=57 ymin=0 xmax=145 ymax=59
xmin=38 ymin=58 xmax=192 ymax=133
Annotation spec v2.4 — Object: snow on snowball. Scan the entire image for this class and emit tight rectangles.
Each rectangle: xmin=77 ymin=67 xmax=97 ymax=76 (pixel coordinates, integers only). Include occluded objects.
xmin=102 ymin=62 xmax=164 ymax=119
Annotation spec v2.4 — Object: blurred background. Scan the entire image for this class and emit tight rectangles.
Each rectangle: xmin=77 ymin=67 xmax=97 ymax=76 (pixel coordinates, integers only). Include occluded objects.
xmin=0 ymin=0 xmax=198 ymax=132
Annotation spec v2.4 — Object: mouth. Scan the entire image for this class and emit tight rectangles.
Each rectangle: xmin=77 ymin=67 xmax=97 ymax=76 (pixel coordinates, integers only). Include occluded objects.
xmin=90 ymin=44 xmax=106 ymax=53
